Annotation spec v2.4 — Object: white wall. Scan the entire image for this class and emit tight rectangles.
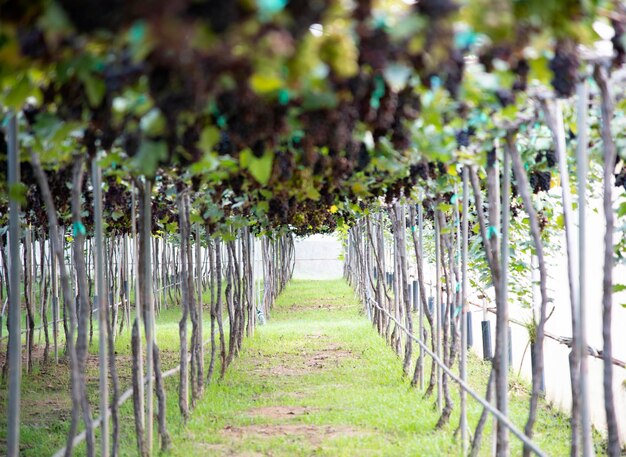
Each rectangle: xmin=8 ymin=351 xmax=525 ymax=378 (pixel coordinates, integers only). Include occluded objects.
xmin=293 ymin=233 xmax=344 ymax=280
xmin=461 ymin=197 xmax=626 ymax=445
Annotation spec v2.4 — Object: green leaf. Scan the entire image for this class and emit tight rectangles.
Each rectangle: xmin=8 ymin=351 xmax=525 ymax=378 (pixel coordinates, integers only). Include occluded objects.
xmin=240 ymin=148 xmax=252 ymax=169
xmin=528 ymin=56 xmax=551 ymax=85
xmin=189 ymin=153 xmax=219 ymax=175
xmin=83 ymin=76 xmax=106 ymax=107
xmin=248 ymin=151 xmax=274 ymax=186
xmin=500 ymin=103 xmax=518 ymax=120
xmin=256 ymin=201 xmax=269 ymax=213
xmin=612 ymin=284 xmax=626 ymax=293
xmin=127 ymin=20 xmax=153 ymax=61
xmin=306 ymin=186 xmax=320 ymax=200
xmin=8 ymin=183 xmax=27 ymax=205
xmin=98 ymin=152 xmax=122 ymax=169
xmin=302 ymin=91 xmax=338 ymax=110
xmin=249 ymin=73 xmax=283 ymax=94
xmin=189 ymin=212 xmax=203 ymax=224
xmin=556 ymin=213 xmax=565 ymax=229
xmin=618 ymin=201 xmax=626 ymax=218
xmin=437 ymin=202 xmax=453 ymax=212
xmin=5 ymin=75 xmax=37 ymax=109
xmin=132 ymin=140 xmax=168 ymax=177
xmin=140 ymin=108 xmax=166 ymax=136
xmin=199 ymin=126 xmax=220 ymax=153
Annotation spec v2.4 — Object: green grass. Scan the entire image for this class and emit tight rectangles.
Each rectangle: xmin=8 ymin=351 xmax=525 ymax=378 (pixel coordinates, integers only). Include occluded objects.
xmin=162 ymin=279 xmax=600 ymax=457
xmin=0 ymin=279 xmax=606 ymax=456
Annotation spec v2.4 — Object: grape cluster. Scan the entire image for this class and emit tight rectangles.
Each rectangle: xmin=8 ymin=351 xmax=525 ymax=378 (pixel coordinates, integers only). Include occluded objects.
xmin=22 ymin=163 xmax=84 ymax=231
xmin=455 ymin=127 xmax=475 ymax=148
xmin=147 ymin=57 xmax=196 ymax=122
xmin=357 ymin=26 xmax=392 ymax=71
xmin=57 ymin=0 xmax=135 ymax=33
xmin=410 ymin=162 xmax=430 ymax=182
xmin=549 ymin=40 xmax=579 ymax=98
xmin=538 ymin=210 xmax=549 ymax=232
xmin=441 ymin=49 xmax=465 ymax=99
xmin=535 ymin=149 xmax=556 ymax=168
xmin=103 ymin=177 xmax=132 ymax=234
xmin=17 ymin=26 xmax=48 ymax=60
xmin=151 ymin=175 xmax=178 ymax=232
xmin=495 ymin=89 xmax=515 ymax=107
xmin=529 ymin=171 xmax=551 ymax=193
xmin=512 ymin=59 xmax=530 ymax=92
xmin=614 ymin=164 xmax=626 ymax=191
xmin=217 ymin=88 xmax=287 ymax=153
xmin=415 ymin=0 xmax=458 ymax=19
xmin=185 ymin=0 xmax=243 ymax=34
xmin=509 ymin=199 xmax=523 ymax=218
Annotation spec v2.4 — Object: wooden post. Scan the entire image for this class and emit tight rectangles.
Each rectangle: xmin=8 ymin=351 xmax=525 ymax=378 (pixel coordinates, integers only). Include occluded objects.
xmin=460 ymin=168 xmax=469 ymax=455
xmin=6 ymin=111 xmax=21 ymax=457
xmin=92 ymin=158 xmax=109 ymax=457
xmin=143 ymin=179 xmax=154 ymax=455
xmin=434 ymin=211 xmax=442 ymax=413
xmin=575 ymin=79 xmax=593 ymax=457
xmin=497 ymin=138 xmax=511 ymax=456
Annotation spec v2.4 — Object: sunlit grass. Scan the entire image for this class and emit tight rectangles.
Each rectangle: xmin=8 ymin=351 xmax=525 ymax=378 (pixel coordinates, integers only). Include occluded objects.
xmin=0 ymin=279 xmax=605 ymax=456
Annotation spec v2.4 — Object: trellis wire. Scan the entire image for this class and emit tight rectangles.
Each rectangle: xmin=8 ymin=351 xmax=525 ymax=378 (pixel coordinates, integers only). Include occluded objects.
xmin=50 ymin=335 xmax=216 ymax=457
xmin=366 ymin=295 xmax=547 ymax=457
xmin=0 ymin=274 xmax=199 ymax=343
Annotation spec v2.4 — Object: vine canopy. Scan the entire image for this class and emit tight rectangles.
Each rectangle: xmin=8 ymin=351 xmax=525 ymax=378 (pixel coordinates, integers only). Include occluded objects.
xmin=0 ymin=0 xmax=623 ymax=235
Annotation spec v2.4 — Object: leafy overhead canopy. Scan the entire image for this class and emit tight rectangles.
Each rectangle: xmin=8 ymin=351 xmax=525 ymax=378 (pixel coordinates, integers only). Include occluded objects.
xmin=0 ymin=0 xmax=623 ymax=235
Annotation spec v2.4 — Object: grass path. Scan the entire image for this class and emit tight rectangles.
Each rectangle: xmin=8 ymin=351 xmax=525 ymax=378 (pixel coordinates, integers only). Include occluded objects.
xmin=0 ymin=279 xmax=595 ymax=455
xmin=165 ymin=279 xmax=586 ymax=456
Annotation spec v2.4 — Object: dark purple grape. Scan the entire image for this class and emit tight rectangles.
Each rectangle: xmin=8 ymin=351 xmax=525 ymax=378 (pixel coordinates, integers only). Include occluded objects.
xmin=549 ymin=40 xmax=579 ymax=98
xmin=186 ymin=0 xmax=240 ymax=33
xmin=215 ymin=131 xmax=234 ymax=155
xmin=615 ymin=166 xmax=626 ymax=191
xmin=415 ymin=0 xmax=458 ymax=18
xmin=17 ymin=26 xmax=48 ymax=59
xmin=355 ymin=142 xmax=370 ymax=172
xmin=495 ymin=89 xmax=515 ymax=107
xmin=57 ymin=0 xmax=131 ymax=33
xmin=251 ymin=140 xmax=264 ymax=158
xmin=455 ymin=129 xmax=470 ymax=148
xmin=529 ymin=170 xmax=551 ymax=193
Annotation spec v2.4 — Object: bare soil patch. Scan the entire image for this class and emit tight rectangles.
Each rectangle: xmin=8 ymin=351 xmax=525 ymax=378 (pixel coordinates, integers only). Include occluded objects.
xmin=222 ymin=424 xmax=364 ymax=446
xmin=246 ymin=405 xmax=316 ymax=418
xmin=251 ymin=344 xmax=355 ymax=377
xmin=286 ymin=304 xmax=349 ymax=312
xmin=305 ymin=344 xmax=353 ymax=369
xmin=304 ymin=333 xmax=328 ymax=339
xmin=195 ymin=443 xmax=264 ymax=457
xmin=284 ymin=299 xmax=352 ymax=312
xmin=252 ymin=364 xmax=307 ymax=377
